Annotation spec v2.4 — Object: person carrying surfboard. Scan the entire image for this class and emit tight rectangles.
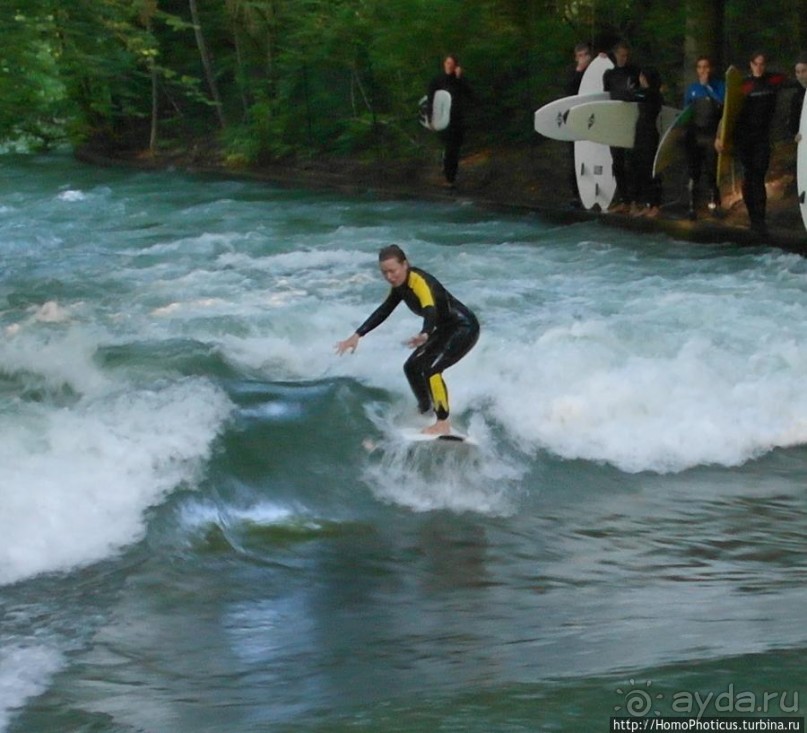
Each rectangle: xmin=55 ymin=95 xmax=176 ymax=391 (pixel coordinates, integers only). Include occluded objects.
xmin=335 ymin=245 xmax=479 ymax=437
xmin=426 ymin=55 xmax=473 ymax=188
xmin=684 ymin=57 xmax=725 ymax=219
xmin=610 ymin=67 xmax=664 ymax=218
xmin=719 ymin=52 xmax=786 ymax=235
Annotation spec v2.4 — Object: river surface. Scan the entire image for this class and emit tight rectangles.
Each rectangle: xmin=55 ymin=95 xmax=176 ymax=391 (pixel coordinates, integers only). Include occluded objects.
xmin=1 ymin=155 xmax=806 ymax=731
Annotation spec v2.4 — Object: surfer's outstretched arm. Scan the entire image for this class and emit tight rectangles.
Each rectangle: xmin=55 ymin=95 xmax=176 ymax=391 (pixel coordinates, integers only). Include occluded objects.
xmin=335 ymin=287 xmax=403 ymax=355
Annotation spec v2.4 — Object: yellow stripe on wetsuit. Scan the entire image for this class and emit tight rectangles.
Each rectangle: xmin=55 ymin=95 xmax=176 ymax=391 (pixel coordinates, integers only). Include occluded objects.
xmin=407 ymin=270 xmax=435 ymax=310
xmin=429 ymin=374 xmax=449 ymax=417
xmin=407 ymin=271 xmax=450 ymax=418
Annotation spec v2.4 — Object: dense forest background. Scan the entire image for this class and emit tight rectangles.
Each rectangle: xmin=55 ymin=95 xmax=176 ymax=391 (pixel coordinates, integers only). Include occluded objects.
xmin=2 ymin=0 xmax=805 ymax=164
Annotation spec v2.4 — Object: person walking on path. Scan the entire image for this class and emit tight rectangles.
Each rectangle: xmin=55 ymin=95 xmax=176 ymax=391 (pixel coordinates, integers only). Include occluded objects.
xmin=427 ymin=55 xmax=473 ymax=189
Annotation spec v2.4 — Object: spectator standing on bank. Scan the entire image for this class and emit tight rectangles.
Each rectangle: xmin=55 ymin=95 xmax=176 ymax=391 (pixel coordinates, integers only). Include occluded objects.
xmin=684 ymin=57 xmax=725 ymax=219
xmin=788 ymin=55 xmax=807 ymax=143
xmin=725 ymin=51 xmax=786 ymax=235
xmin=611 ymin=67 xmax=664 ymax=218
xmin=603 ymin=41 xmax=641 ymax=212
xmin=427 ymin=55 xmax=473 ymax=189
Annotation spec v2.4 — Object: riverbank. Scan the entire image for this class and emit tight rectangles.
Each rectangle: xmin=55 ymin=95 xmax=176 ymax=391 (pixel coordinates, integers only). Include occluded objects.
xmin=75 ymin=134 xmax=807 ymax=255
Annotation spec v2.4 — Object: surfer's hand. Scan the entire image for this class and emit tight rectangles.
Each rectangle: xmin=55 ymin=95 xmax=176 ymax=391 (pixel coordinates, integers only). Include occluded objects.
xmin=335 ymin=333 xmax=360 ymax=355
xmin=796 ymin=133 xmax=803 ymax=144
xmin=405 ymin=333 xmax=428 ymax=349
xmin=714 ymin=138 xmax=723 ymax=153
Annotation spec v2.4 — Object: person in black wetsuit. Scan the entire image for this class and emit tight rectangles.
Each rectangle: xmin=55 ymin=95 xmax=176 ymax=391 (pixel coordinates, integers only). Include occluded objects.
xmin=336 ymin=245 xmax=479 ymax=436
xmin=632 ymin=68 xmax=664 ymax=217
xmin=722 ymin=52 xmax=787 ymax=235
xmin=603 ymin=41 xmax=641 ymax=212
xmin=611 ymin=67 xmax=664 ymax=217
xmin=564 ymin=42 xmax=593 ymax=207
xmin=789 ymin=56 xmax=807 ymax=143
xmin=683 ymin=56 xmax=725 ymax=219
xmin=427 ymin=55 xmax=473 ymax=188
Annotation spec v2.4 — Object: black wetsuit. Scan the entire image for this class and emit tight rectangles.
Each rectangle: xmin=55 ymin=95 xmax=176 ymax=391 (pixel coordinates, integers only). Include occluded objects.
xmin=604 ymin=63 xmax=641 ymax=205
xmin=684 ymin=79 xmax=725 ymax=212
xmin=427 ymin=73 xmax=473 ymax=184
xmin=789 ymin=85 xmax=806 ymax=138
xmin=612 ymin=85 xmax=663 ymax=208
xmin=734 ymin=72 xmax=787 ymax=230
xmin=356 ymin=267 xmax=479 ymax=421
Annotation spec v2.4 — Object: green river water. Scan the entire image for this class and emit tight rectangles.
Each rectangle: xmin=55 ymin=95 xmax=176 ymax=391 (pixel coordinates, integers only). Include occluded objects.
xmin=1 ymin=155 xmax=806 ymax=732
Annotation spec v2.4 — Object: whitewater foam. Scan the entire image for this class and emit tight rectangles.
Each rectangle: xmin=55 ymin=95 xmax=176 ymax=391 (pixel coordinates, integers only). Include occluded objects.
xmin=0 ymin=327 xmax=110 ymax=397
xmin=0 ymin=379 xmax=232 ymax=586
xmin=261 ymin=240 xmax=807 ymax=474
xmin=13 ymin=182 xmax=807 ymax=484
xmin=0 ymin=645 xmax=64 ymax=731
xmin=57 ymin=189 xmax=86 ymax=202
xmin=361 ymin=406 xmax=522 ymax=515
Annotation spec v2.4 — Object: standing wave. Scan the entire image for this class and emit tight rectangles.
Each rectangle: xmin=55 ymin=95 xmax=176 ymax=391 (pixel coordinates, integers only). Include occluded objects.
xmin=0 ymin=330 xmax=232 ymax=587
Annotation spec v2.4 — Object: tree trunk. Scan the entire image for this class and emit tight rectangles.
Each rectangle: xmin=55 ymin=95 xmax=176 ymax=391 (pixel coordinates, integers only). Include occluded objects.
xmin=188 ymin=0 xmax=226 ymax=128
xmin=232 ymin=29 xmax=250 ymax=120
xmin=684 ymin=0 xmax=724 ymax=75
xmin=149 ymin=57 xmax=158 ymax=153
xmin=800 ymin=9 xmax=807 ymax=59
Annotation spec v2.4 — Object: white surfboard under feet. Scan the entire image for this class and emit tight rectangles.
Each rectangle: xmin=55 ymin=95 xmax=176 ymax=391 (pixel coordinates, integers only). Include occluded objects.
xmin=399 ymin=427 xmax=478 ymax=446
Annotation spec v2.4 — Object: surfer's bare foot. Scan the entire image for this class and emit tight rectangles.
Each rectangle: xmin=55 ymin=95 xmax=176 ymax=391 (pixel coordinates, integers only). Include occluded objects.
xmin=422 ymin=419 xmax=451 ymax=436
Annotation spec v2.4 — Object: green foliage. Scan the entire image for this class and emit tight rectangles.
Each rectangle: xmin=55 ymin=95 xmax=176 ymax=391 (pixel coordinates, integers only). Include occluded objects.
xmin=0 ymin=0 xmax=804 ymax=156
xmin=0 ymin=9 xmax=68 ymax=147
xmin=724 ymin=0 xmax=803 ymax=70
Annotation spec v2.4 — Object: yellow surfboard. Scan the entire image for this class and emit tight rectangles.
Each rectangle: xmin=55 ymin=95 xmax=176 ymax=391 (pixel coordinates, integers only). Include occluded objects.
xmin=716 ymin=66 xmax=744 ymax=185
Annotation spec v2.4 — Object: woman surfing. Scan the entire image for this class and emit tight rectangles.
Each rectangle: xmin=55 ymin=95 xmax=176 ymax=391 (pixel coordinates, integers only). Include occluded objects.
xmin=335 ymin=245 xmax=479 ymax=436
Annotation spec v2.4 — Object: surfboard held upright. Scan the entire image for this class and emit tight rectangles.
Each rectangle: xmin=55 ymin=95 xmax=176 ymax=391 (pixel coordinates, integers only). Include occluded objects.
xmin=797 ymin=86 xmax=807 ymax=233
xmin=574 ymin=55 xmax=616 ymax=211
